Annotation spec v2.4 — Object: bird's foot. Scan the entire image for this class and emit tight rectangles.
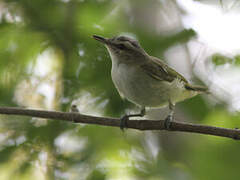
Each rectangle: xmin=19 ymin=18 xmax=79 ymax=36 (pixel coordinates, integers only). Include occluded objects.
xmin=120 ymin=115 xmax=129 ymax=131
xmin=120 ymin=108 xmax=146 ymax=131
xmin=164 ymin=114 xmax=173 ymax=130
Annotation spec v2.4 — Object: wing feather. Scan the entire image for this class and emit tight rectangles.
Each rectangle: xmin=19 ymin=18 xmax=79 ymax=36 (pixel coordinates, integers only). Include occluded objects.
xmin=140 ymin=56 xmax=188 ymax=83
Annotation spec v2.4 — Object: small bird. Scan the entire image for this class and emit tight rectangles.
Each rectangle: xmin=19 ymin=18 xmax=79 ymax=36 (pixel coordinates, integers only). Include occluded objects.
xmin=93 ymin=35 xmax=208 ymax=129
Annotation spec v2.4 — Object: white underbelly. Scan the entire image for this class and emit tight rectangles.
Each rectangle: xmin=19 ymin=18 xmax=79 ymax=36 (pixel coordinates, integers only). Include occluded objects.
xmin=111 ymin=63 xmax=196 ymax=108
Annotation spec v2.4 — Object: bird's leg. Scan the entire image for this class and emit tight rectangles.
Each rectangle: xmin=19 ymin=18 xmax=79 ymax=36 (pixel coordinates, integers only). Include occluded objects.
xmin=120 ymin=107 xmax=146 ymax=130
xmin=164 ymin=100 xmax=175 ymax=130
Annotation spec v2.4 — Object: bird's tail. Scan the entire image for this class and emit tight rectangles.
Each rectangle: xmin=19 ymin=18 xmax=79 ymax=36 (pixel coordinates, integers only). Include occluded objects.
xmin=185 ymin=84 xmax=209 ymax=94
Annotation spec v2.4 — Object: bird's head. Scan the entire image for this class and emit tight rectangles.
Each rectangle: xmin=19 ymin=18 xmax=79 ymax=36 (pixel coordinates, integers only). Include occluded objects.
xmin=93 ymin=35 xmax=147 ymax=64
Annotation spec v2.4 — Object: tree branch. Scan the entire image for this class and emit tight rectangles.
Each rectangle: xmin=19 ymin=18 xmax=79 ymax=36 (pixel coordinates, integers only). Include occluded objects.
xmin=0 ymin=106 xmax=239 ymax=140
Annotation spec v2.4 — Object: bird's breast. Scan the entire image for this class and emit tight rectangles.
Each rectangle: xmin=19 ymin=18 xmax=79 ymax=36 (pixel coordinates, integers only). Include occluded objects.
xmin=111 ymin=62 xmax=195 ymax=108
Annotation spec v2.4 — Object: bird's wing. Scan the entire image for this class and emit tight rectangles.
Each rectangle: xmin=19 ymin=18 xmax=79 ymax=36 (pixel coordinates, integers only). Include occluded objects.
xmin=185 ymin=84 xmax=209 ymax=93
xmin=140 ymin=56 xmax=188 ymax=83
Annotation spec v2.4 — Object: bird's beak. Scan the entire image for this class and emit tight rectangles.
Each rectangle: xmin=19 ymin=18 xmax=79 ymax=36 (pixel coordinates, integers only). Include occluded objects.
xmin=93 ymin=35 xmax=109 ymax=44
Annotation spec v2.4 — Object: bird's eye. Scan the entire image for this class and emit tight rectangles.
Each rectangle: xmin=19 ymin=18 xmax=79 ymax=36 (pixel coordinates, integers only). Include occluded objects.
xmin=117 ymin=44 xmax=126 ymax=50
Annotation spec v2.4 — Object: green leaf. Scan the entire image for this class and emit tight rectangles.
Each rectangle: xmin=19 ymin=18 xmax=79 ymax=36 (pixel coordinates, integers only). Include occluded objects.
xmin=234 ymin=55 xmax=240 ymax=66
xmin=211 ymin=53 xmax=233 ymax=66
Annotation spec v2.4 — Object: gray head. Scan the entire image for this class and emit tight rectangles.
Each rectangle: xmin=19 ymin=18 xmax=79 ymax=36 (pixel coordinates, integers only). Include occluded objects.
xmin=93 ymin=35 xmax=148 ymax=64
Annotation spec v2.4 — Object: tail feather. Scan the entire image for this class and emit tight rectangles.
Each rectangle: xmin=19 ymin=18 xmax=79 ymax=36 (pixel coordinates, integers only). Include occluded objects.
xmin=185 ymin=84 xmax=209 ymax=94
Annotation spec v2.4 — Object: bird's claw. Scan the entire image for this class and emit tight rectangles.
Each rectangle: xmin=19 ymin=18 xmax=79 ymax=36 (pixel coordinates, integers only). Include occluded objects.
xmin=164 ymin=115 xmax=173 ymax=130
xmin=120 ymin=115 xmax=129 ymax=131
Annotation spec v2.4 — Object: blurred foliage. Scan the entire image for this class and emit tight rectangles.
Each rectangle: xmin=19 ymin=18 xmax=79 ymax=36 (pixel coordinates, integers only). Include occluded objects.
xmin=0 ymin=0 xmax=239 ymax=180
xmin=211 ymin=53 xmax=240 ymax=68
xmin=211 ymin=53 xmax=233 ymax=66
xmin=234 ymin=55 xmax=240 ymax=66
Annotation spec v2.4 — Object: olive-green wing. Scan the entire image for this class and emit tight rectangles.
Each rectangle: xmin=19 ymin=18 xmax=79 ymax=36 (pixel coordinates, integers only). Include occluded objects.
xmin=185 ymin=84 xmax=209 ymax=93
xmin=140 ymin=56 xmax=188 ymax=83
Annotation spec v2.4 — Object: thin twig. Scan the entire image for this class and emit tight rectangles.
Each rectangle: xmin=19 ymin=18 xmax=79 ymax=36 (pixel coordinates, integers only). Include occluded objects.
xmin=0 ymin=107 xmax=239 ymax=140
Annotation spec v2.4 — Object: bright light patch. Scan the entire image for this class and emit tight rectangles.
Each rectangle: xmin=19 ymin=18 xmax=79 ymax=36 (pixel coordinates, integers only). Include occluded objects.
xmin=178 ymin=0 xmax=240 ymax=52
xmin=176 ymin=0 xmax=240 ymax=111
xmin=54 ymin=131 xmax=88 ymax=154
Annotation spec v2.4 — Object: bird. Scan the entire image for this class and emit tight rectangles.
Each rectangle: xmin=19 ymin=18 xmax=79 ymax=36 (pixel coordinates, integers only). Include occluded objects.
xmin=93 ymin=34 xmax=208 ymax=129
